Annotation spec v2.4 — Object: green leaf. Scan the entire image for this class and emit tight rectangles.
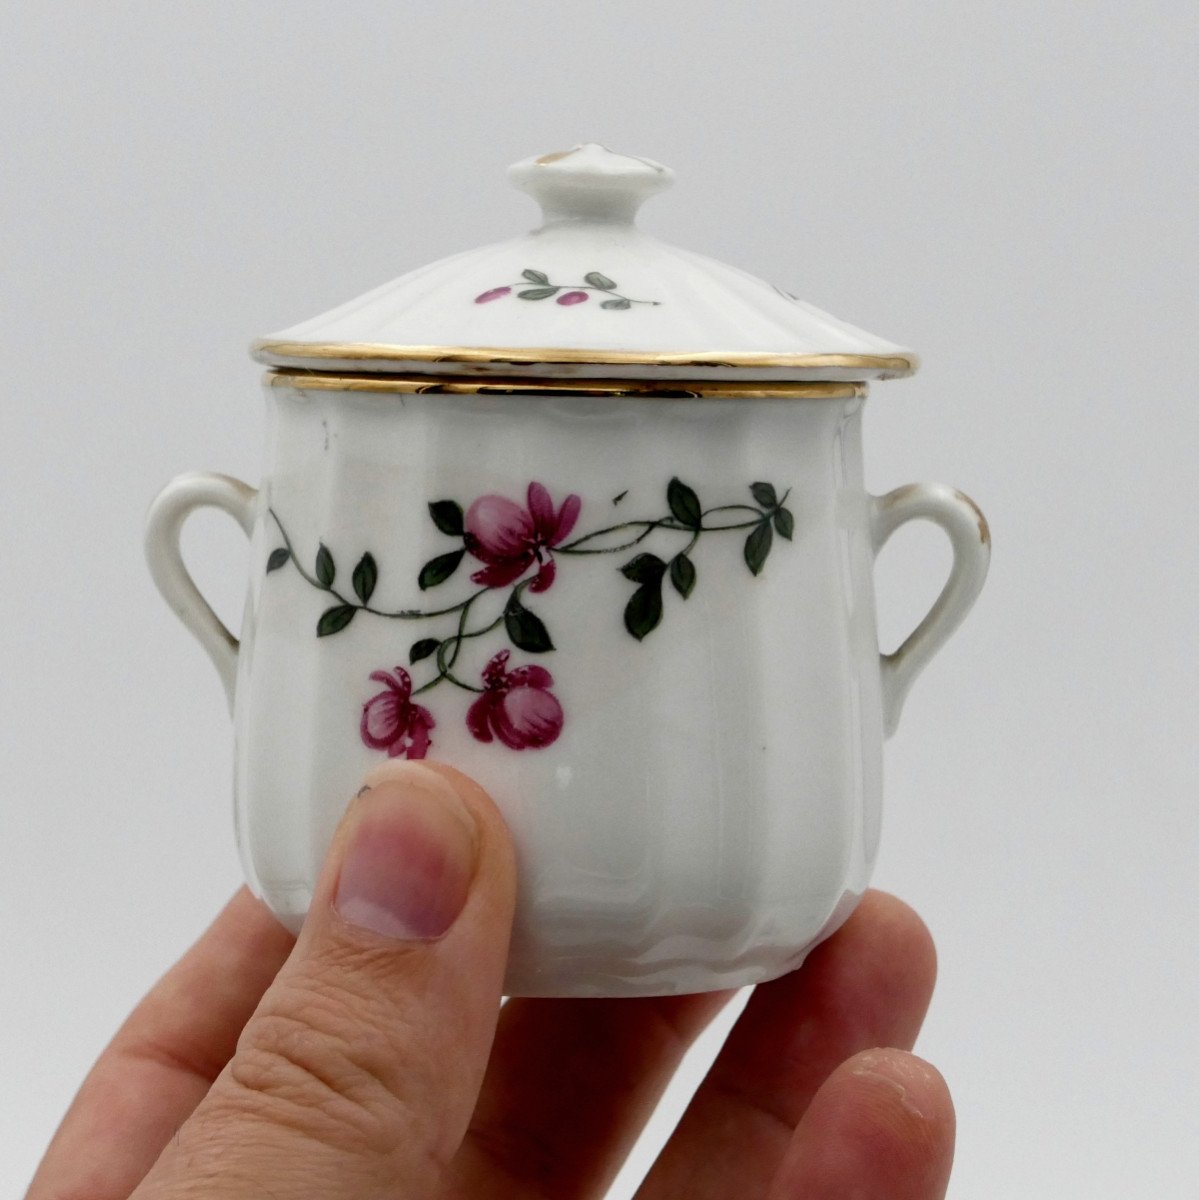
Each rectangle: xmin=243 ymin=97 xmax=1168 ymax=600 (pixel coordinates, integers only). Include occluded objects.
xmin=744 ymin=520 xmax=773 ymax=576
xmin=418 ymin=549 xmax=465 ymax=590
xmin=315 ymin=544 xmax=335 ymax=587
xmin=585 ymin=271 xmax=617 ymax=290
xmin=428 ymin=499 xmax=464 ymax=536
xmin=409 ymin=637 xmax=441 ymax=664
xmin=352 ymin=552 xmax=377 ymax=604
xmin=670 ymin=553 xmax=696 ymax=598
xmin=504 ymin=597 xmax=554 ymax=653
xmin=518 ymin=286 xmax=559 ymax=300
xmin=316 ymin=604 xmax=355 ymax=637
xmin=620 ymin=552 xmax=667 ymax=584
xmin=773 ymin=507 xmax=795 ymax=540
xmin=265 ymin=547 xmax=290 ymax=573
xmin=624 ymin=583 xmax=663 ymax=641
xmin=751 ymin=481 xmax=778 ymax=508
xmin=522 ymin=268 xmax=550 ymax=284
xmin=601 ymin=297 xmax=632 ymax=310
xmin=667 ymin=477 xmax=703 ymax=528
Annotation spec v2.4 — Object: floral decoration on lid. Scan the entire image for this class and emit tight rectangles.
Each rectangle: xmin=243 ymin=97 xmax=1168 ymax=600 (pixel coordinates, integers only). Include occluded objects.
xmin=253 ymin=143 xmax=916 ymax=381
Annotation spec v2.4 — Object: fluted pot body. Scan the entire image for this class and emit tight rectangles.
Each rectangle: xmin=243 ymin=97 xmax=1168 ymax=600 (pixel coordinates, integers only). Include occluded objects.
xmin=144 ymin=144 xmax=990 ymax=996
xmin=205 ymin=381 xmax=894 ymax=996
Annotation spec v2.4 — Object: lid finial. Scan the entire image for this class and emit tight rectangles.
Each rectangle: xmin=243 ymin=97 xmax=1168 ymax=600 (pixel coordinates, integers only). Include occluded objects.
xmin=509 ymin=143 xmax=674 ymax=225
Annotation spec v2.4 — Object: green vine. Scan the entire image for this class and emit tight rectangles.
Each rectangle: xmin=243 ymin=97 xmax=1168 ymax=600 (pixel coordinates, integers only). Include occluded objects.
xmin=265 ymin=478 xmax=793 ymax=695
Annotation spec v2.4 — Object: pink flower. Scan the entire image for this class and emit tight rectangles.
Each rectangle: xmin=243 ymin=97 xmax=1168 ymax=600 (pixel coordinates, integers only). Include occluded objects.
xmin=467 ymin=650 xmax=564 ymax=750
xmin=360 ymin=667 xmax=435 ymax=759
xmin=475 ymin=286 xmax=512 ymax=304
xmin=557 ymin=290 xmax=589 ymax=305
xmin=464 ymin=481 xmax=581 ymax=592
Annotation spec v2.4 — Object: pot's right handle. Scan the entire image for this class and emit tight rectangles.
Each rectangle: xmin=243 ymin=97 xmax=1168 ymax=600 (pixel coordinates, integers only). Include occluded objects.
xmin=144 ymin=472 xmax=258 ymax=714
xmin=870 ymin=483 xmax=990 ymax=737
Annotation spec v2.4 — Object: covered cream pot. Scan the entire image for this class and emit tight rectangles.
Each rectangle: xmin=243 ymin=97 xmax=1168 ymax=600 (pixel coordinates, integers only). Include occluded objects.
xmin=145 ymin=143 xmax=989 ymax=997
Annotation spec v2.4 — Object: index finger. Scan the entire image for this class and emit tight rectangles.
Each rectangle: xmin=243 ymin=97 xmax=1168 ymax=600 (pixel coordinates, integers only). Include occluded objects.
xmin=26 ymin=888 xmax=295 ymax=1200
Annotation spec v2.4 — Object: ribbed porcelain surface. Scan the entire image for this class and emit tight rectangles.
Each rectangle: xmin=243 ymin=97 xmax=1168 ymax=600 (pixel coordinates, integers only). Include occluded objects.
xmin=252 ymin=144 xmax=917 ymax=381
xmin=234 ymin=386 xmax=883 ymax=995
xmin=143 ymin=143 xmax=991 ymax=997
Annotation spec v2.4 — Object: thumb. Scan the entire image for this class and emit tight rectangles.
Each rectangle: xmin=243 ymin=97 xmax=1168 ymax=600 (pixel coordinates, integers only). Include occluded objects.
xmin=134 ymin=761 xmax=517 ymax=1200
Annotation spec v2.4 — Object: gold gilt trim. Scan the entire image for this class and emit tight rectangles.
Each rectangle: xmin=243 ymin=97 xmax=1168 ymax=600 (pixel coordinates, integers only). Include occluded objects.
xmin=252 ymin=340 xmax=916 ymax=377
xmin=266 ymin=368 xmax=867 ymax=400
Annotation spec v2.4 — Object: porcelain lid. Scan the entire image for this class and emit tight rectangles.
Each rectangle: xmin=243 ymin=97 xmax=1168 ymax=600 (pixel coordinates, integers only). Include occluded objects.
xmin=252 ymin=144 xmax=917 ymax=382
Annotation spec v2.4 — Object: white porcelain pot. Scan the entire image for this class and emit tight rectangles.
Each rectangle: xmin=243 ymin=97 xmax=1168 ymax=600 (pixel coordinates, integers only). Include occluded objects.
xmin=145 ymin=145 xmax=989 ymax=997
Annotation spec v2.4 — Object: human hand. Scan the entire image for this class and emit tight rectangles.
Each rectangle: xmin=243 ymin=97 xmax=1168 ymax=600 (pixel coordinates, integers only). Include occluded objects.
xmin=28 ymin=761 xmax=954 ymax=1199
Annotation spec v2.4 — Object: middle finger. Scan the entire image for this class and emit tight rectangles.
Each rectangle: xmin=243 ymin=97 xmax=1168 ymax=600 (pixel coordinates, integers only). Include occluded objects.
xmin=445 ymin=989 xmax=733 ymax=1199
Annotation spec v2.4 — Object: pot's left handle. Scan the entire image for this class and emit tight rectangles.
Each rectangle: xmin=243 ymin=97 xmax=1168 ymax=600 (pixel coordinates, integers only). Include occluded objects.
xmin=145 ymin=472 xmax=258 ymax=714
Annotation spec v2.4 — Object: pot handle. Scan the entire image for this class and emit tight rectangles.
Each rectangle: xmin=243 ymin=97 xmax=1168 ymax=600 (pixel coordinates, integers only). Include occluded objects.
xmin=144 ymin=472 xmax=258 ymax=714
xmin=870 ymin=483 xmax=990 ymax=737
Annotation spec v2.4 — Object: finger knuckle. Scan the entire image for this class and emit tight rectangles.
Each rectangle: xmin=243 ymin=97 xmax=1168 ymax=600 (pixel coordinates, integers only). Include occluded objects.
xmin=222 ymin=978 xmax=429 ymax=1163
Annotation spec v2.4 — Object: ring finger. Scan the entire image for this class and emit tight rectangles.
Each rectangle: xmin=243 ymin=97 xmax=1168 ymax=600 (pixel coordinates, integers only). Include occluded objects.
xmin=635 ymin=891 xmax=939 ymax=1199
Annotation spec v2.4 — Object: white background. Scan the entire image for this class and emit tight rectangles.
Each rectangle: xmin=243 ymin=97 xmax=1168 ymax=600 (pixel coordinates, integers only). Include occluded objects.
xmin=2 ymin=2 xmax=1196 ymax=1196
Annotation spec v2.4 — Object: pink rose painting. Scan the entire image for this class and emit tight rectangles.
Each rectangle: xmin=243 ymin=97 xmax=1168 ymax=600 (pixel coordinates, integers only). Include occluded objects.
xmin=464 ymin=482 xmax=581 ymax=593
xmin=474 ymin=286 xmax=511 ymax=304
xmin=265 ymin=476 xmax=793 ymax=761
xmin=469 ymin=268 xmax=660 ymax=311
xmin=466 ymin=650 xmax=564 ymax=750
xmin=360 ymin=668 xmax=436 ymax=760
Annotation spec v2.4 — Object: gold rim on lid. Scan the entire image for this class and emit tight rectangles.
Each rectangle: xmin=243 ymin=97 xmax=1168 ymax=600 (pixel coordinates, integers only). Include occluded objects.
xmin=253 ymin=340 xmax=915 ymax=379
